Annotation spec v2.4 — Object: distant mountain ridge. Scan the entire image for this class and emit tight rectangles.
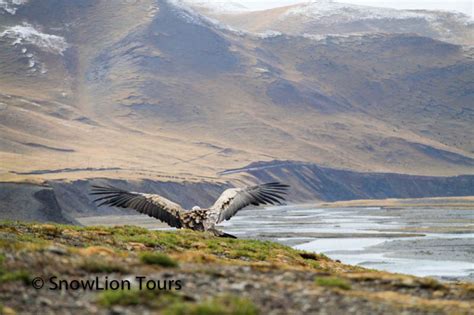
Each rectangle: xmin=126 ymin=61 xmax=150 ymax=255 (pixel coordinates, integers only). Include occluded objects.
xmin=185 ymin=0 xmax=473 ymax=46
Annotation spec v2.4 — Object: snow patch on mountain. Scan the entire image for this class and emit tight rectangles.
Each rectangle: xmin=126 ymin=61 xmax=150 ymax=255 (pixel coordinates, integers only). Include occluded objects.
xmin=257 ymin=30 xmax=283 ymax=39
xmin=0 ymin=23 xmax=69 ymax=55
xmin=0 ymin=0 xmax=27 ymax=15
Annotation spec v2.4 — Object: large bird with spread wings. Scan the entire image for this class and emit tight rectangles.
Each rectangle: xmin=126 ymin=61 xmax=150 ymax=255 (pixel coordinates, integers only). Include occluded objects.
xmin=91 ymin=182 xmax=289 ymax=238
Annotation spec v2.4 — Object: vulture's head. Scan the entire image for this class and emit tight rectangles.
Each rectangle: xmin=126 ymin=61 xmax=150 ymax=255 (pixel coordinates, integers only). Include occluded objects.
xmin=192 ymin=206 xmax=201 ymax=211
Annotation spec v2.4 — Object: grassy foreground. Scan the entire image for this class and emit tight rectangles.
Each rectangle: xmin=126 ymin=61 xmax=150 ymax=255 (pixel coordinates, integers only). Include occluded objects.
xmin=0 ymin=221 xmax=473 ymax=314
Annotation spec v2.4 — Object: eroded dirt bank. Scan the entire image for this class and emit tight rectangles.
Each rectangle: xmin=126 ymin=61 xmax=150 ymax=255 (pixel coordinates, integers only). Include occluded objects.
xmin=1 ymin=161 xmax=474 ymax=224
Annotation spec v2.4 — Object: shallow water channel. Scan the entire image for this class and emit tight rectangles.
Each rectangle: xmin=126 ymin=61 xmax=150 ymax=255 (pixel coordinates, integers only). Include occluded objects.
xmin=220 ymin=205 xmax=474 ymax=281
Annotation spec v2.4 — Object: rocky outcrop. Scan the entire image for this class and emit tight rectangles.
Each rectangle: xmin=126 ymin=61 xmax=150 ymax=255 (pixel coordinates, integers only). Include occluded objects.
xmin=0 ymin=182 xmax=75 ymax=224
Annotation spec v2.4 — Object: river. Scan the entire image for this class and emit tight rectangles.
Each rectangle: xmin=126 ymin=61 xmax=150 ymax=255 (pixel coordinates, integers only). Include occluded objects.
xmin=220 ymin=205 xmax=474 ymax=281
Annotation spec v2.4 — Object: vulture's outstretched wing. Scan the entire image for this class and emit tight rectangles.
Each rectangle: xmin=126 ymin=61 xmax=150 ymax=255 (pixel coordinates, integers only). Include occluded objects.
xmin=90 ymin=185 xmax=184 ymax=228
xmin=211 ymin=182 xmax=289 ymax=223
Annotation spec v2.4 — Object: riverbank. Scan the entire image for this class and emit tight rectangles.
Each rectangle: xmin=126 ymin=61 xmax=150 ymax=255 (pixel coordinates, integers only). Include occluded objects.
xmin=0 ymin=221 xmax=473 ymax=314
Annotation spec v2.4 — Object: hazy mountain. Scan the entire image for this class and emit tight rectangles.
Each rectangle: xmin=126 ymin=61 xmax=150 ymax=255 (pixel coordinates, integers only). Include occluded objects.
xmin=187 ymin=0 xmax=473 ymax=46
xmin=0 ymin=0 xmax=473 ymax=187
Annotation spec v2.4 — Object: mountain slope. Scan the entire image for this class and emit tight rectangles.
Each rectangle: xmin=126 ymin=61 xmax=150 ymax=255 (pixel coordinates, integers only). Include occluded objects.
xmin=0 ymin=0 xmax=473 ymax=184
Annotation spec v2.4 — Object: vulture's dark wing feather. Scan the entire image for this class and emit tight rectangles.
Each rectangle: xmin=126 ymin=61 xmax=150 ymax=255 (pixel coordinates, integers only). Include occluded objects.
xmin=90 ymin=185 xmax=184 ymax=228
xmin=211 ymin=182 xmax=289 ymax=223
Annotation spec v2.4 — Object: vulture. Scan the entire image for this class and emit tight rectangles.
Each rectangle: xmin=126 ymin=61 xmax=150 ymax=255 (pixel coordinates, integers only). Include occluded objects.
xmin=91 ymin=182 xmax=289 ymax=238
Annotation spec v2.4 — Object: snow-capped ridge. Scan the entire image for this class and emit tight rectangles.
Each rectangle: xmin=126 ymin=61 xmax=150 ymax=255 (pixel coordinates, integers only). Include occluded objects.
xmin=167 ymin=0 xmax=246 ymax=35
xmin=284 ymin=0 xmax=472 ymax=24
xmin=168 ymin=1 xmax=290 ymax=39
xmin=181 ymin=0 xmax=249 ymax=13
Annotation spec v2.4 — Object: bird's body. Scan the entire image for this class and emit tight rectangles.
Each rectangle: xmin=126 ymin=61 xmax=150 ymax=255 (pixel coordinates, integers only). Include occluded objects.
xmin=91 ymin=182 xmax=289 ymax=237
xmin=180 ymin=208 xmax=210 ymax=231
